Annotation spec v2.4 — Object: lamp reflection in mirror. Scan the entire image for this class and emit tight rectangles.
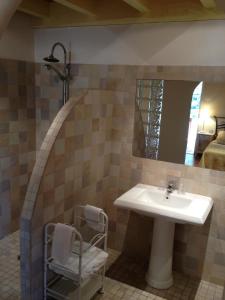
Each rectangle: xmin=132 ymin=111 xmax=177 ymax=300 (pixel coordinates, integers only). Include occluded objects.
xmin=198 ymin=107 xmax=216 ymax=135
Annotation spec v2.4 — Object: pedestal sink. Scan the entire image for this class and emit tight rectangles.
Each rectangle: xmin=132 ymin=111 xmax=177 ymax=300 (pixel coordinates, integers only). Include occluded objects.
xmin=114 ymin=184 xmax=213 ymax=289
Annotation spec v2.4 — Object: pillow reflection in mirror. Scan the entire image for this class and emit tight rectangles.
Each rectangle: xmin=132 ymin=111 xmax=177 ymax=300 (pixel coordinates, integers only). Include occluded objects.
xmin=216 ymin=130 xmax=225 ymax=145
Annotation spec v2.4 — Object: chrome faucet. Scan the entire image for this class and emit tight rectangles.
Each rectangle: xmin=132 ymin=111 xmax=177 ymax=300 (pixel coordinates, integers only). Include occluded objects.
xmin=166 ymin=182 xmax=175 ymax=199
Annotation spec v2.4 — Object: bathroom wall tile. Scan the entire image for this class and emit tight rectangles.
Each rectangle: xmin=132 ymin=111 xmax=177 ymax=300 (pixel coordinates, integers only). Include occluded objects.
xmin=0 ymin=59 xmax=36 ymax=239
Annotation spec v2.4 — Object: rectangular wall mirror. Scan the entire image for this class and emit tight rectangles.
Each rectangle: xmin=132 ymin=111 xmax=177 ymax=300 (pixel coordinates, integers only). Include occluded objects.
xmin=133 ymin=79 xmax=225 ymax=172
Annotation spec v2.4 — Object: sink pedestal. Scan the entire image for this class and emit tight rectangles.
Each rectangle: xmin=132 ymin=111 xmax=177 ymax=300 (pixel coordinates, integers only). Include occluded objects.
xmin=146 ymin=218 xmax=175 ymax=289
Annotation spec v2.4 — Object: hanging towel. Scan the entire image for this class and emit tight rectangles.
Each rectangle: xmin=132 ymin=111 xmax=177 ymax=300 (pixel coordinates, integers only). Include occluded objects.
xmin=51 ymin=223 xmax=74 ymax=265
xmin=84 ymin=205 xmax=104 ymax=232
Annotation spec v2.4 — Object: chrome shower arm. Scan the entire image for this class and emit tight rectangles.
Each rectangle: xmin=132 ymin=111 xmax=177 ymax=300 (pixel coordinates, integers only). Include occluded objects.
xmin=51 ymin=42 xmax=67 ymax=66
xmin=44 ymin=41 xmax=71 ymax=104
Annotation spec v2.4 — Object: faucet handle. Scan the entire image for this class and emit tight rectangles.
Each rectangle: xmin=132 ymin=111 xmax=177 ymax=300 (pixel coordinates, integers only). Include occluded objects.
xmin=168 ymin=183 xmax=174 ymax=188
xmin=167 ymin=176 xmax=180 ymax=190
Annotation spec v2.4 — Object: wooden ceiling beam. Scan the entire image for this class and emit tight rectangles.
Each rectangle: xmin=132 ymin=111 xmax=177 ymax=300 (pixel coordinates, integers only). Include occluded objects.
xmin=53 ymin=0 xmax=96 ymax=17
xmin=18 ymin=0 xmax=49 ymax=18
xmin=122 ymin=0 xmax=151 ymax=13
xmin=20 ymin=0 xmax=225 ymax=27
xmin=33 ymin=3 xmax=225 ymax=28
xmin=215 ymin=0 xmax=225 ymax=11
xmin=199 ymin=0 xmax=217 ymax=9
xmin=38 ymin=1 xmax=139 ymax=28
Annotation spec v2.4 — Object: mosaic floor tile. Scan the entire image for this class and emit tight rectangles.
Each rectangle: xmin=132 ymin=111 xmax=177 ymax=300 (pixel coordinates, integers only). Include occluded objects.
xmin=105 ymin=253 xmax=224 ymax=300
xmin=0 ymin=231 xmax=223 ymax=300
xmin=0 ymin=231 xmax=20 ymax=300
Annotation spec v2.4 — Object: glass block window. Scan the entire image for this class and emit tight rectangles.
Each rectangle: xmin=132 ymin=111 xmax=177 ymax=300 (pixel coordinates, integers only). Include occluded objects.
xmin=136 ymin=79 xmax=164 ymax=159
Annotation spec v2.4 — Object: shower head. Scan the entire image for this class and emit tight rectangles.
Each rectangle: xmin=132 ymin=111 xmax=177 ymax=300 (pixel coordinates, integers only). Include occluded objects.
xmin=43 ymin=54 xmax=59 ymax=63
xmin=43 ymin=42 xmax=68 ymax=65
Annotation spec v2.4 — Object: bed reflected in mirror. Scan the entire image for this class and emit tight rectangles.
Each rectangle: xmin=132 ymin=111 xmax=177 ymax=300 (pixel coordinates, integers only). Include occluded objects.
xmin=133 ymin=79 xmax=225 ymax=171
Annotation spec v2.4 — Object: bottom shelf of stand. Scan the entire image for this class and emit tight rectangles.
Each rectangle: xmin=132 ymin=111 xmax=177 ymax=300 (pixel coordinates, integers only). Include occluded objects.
xmin=47 ymin=273 xmax=103 ymax=300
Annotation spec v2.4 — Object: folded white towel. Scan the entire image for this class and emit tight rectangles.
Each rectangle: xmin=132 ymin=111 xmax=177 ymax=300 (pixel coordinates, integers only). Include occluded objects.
xmin=51 ymin=223 xmax=74 ymax=265
xmin=84 ymin=205 xmax=104 ymax=232
xmin=50 ymin=243 xmax=108 ymax=281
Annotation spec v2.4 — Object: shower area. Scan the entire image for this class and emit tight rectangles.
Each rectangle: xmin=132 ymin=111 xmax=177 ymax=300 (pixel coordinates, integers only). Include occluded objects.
xmin=0 ymin=42 xmax=71 ymax=299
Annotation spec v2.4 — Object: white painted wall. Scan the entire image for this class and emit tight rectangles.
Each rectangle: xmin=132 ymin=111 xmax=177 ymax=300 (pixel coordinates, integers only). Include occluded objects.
xmin=35 ymin=20 xmax=225 ymax=66
xmin=0 ymin=12 xmax=34 ymax=61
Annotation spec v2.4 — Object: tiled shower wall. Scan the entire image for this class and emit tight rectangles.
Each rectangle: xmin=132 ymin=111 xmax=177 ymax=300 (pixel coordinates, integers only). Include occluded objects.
xmin=21 ymin=91 xmax=114 ymax=299
xmin=35 ymin=64 xmax=63 ymax=150
xmin=33 ymin=63 xmax=225 ymax=287
xmin=0 ymin=59 xmax=35 ymax=238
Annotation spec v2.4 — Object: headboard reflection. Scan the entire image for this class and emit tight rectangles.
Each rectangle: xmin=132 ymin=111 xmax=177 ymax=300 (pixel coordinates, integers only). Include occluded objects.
xmin=214 ymin=116 xmax=225 ymax=138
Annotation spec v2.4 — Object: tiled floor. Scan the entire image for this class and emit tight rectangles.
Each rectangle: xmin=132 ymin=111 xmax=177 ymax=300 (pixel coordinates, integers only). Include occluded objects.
xmin=0 ymin=233 xmax=224 ymax=300
xmin=94 ymin=277 xmax=224 ymax=300
xmin=0 ymin=231 xmax=20 ymax=300
xmin=104 ymin=249 xmax=224 ymax=300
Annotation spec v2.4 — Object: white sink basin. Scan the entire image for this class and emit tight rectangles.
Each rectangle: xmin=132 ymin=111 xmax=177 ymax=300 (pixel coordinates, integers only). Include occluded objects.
xmin=114 ymin=184 xmax=213 ymax=225
xmin=114 ymin=183 xmax=213 ymax=290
